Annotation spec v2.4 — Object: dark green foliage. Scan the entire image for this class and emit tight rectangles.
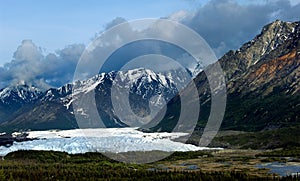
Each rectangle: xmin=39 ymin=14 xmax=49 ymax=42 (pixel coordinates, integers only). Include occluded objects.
xmin=257 ymin=147 xmax=300 ymax=157
xmin=214 ymin=126 xmax=300 ymax=149
xmin=1 ymin=150 xmax=299 ymax=180
xmin=222 ymin=94 xmax=300 ymax=132
xmin=5 ymin=150 xmax=115 ymax=163
xmin=160 ymin=150 xmax=213 ymax=161
xmin=150 ymin=90 xmax=300 ymax=135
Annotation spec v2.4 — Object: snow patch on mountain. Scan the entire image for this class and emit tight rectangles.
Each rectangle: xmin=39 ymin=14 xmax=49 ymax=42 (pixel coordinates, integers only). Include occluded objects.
xmin=58 ymin=68 xmax=179 ymax=111
xmin=0 ymin=84 xmax=42 ymax=104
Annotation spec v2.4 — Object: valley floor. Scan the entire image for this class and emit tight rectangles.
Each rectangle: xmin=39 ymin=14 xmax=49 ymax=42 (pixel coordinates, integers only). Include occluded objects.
xmin=0 ymin=149 xmax=300 ymax=180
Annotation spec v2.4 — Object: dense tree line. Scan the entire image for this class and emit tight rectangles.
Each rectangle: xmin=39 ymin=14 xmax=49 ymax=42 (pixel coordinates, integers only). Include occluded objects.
xmin=0 ymin=150 xmax=299 ymax=180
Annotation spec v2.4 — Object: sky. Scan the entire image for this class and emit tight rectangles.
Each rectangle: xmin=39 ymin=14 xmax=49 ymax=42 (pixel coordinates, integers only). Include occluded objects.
xmin=0 ymin=0 xmax=194 ymax=65
xmin=0 ymin=0 xmax=299 ymax=89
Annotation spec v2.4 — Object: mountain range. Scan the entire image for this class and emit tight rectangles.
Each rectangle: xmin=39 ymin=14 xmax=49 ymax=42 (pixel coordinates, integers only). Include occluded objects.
xmin=0 ymin=68 xmax=186 ymax=131
xmin=0 ymin=20 xmax=299 ymax=149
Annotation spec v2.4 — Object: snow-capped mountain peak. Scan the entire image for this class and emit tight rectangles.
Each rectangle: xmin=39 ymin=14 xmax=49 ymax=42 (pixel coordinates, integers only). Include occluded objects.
xmin=0 ymin=59 xmax=195 ymax=131
xmin=115 ymin=68 xmax=175 ymax=87
xmin=0 ymin=84 xmax=42 ymax=104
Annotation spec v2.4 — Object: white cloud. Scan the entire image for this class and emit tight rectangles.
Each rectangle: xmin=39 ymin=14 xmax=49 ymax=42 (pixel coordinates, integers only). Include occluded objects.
xmin=0 ymin=40 xmax=85 ymax=89
xmin=287 ymin=0 xmax=299 ymax=6
xmin=13 ymin=40 xmax=43 ymax=62
xmin=1 ymin=0 xmax=299 ymax=88
xmin=168 ymin=10 xmax=190 ymax=21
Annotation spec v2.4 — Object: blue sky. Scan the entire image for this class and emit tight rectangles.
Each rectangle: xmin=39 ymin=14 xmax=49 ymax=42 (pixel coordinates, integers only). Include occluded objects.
xmin=0 ymin=0 xmax=195 ymax=65
xmin=0 ymin=0 xmax=299 ymax=89
xmin=1 ymin=0 xmax=299 ymax=66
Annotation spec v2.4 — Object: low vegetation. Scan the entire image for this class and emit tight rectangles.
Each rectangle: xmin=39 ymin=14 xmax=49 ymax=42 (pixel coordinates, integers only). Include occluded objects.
xmin=213 ymin=125 xmax=300 ymax=149
xmin=257 ymin=147 xmax=300 ymax=157
xmin=0 ymin=150 xmax=299 ymax=180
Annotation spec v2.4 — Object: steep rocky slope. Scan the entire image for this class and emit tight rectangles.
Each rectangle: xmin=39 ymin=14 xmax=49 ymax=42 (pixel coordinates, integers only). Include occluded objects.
xmin=152 ymin=20 xmax=300 ymax=134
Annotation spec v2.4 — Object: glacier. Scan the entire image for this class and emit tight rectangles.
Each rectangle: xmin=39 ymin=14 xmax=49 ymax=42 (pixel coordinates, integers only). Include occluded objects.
xmin=0 ymin=128 xmax=220 ymax=156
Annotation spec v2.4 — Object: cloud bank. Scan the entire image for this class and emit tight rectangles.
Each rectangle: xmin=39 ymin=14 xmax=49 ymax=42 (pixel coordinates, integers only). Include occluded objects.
xmin=178 ymin=0 xmax=300 ymax=57
xmin=0 ymin=0 xmax=299 ymax=89
xmin=0 ymin=40 xmax=85 ymax=89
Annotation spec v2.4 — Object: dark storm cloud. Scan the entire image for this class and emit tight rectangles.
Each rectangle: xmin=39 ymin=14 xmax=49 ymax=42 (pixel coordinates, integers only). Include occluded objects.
xmin=178 ymin=0 xmax=300 ymax=57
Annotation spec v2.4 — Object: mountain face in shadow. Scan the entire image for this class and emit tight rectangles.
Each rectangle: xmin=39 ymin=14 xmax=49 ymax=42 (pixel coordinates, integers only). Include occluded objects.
xmin=151 ymin=20 xmax=300 ymax=134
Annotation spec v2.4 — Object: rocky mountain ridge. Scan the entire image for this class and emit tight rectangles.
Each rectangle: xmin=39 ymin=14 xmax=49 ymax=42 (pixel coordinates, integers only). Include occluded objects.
xmin=0 ymin=68 xmax=185 ymax=132
xmin=0 ymin=20 xmax=299 ymax=135
xmin=152 ymin=20 xmax=300 ymax=133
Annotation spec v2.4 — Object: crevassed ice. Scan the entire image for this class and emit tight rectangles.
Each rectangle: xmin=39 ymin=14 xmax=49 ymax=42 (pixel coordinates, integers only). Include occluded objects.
xmin=0 ymin=128 xmax=221 ymax=156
